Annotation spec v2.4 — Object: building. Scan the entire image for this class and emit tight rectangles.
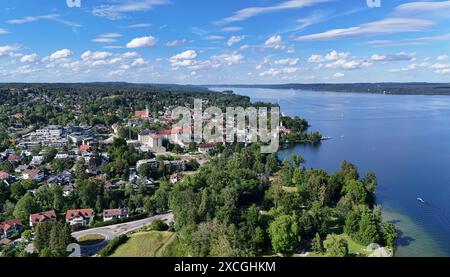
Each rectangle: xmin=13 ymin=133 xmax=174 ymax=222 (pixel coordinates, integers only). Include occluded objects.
xmin=134 ymin=107 xmax=149 ymax=119
xmin=0 ymin=219 xmax=23 ymax=239
xmin=65 ymin=208 xmax=94 ymax=226
xmin=102 ymin=208 xmax=130 ymax=222
xmin=198 ymin=143 xmax=215 ymax=154
xmin=29 ymin=210 xmax=57 ymax=227
xmin=111 ymin=123 xmax=120 ymax=135
xmin=170 ymin=172 xmax=184 ymax=184
xmin=18 ymin=125 xmax=68 ymax=149
xmin=22 ymin=169 xmax=44 ymax=182
xmin=138 ymin=129 xmax=166 ymax=153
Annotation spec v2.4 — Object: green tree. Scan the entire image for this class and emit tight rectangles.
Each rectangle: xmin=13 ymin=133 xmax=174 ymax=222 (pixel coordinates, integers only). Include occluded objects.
xmin=13 ymin=193 xmax=40 ymax=222
xmin=268 ymin=215 xmax=300 ymax=254
xmin=311 ymin=233 xmax=324 ymax=254
xmin=324 ymin=234 xmax=349 ymax=257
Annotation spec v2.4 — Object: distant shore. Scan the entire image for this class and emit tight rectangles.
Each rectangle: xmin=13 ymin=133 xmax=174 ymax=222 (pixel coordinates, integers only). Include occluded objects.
xmin=206 ymin=83 xmax=450 ymax=96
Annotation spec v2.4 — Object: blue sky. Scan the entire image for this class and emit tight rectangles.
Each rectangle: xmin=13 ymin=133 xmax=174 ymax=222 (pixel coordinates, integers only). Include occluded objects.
xmin=0 ymin=0 xmax=450 ymax=84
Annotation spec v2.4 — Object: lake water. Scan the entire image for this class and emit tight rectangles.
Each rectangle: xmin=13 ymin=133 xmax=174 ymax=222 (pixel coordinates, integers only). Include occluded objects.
xmin=211 ymin=87 xmax=450 ymax=257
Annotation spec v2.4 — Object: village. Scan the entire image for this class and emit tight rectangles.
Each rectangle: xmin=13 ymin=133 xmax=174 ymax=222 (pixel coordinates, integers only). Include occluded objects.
xmin=0 ymin=104 xmax=231 ymax=249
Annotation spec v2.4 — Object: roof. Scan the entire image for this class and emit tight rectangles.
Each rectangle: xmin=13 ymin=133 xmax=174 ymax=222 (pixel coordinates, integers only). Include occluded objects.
xmin=22 ymin=169 xmax=42 ymax=179
xmin=139 ymin=129 xmax=156 ymax=136
xmin=198 ymin=143 xmax=215 ymax=149
xmin=135 ymin=110 xmax=149 ymax=118
xmin=0 ymin=238 xmax=12 ymax=245
xmin=7 ymin=154 xmax=20 ymax=161
xmin=65 ymin=209 xmax=94 ymax=220
xmin=80 ymin=144 xmax=90 ymax=153
xmin=103 ymin=208 xmax=129 ymax=218
xmin=0 ymin=219 xmax=23 ymax=232
xmin=29 ymin=210 xmax=57 ymax=225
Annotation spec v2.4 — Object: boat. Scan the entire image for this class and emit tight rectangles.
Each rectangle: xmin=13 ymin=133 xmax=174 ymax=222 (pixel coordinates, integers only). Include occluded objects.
xmin=417 ymin=197 xmax=425 ymax=204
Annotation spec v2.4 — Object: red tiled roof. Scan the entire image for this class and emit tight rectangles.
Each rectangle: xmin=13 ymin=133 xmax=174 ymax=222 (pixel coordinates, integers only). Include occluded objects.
xmin=30 ymin=210 xmax=57 ymax=225
xmin=0 ymin=219 xmax=22 ymax=232
xmin=66 ymin=209 xmax=94 ymax=220
xmin=134 ymin=110 xmax=149 ymax=118
xmin=103 ymin=208 xmax=129 ymax=217
xmin=80 ymin=144 xmax=90 ymax=153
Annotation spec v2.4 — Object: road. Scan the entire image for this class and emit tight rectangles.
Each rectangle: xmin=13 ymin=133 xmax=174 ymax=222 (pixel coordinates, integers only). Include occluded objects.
xmin=71 ymin=212 xmax=174 ymax=256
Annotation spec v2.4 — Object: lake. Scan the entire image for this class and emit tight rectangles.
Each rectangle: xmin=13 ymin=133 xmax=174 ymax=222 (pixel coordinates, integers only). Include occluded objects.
xmin=211 ymin=87 xmax=450 ymax=257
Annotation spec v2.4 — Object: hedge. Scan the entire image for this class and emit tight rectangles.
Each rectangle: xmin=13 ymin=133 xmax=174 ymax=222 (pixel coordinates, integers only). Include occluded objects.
xmin=98 ymin=234 xmax=129 ymax=257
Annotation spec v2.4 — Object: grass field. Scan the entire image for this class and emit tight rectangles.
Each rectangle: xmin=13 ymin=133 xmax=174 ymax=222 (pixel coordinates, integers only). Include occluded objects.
xmin=77 ymin=234 xmax=105 ymax=246
xmin=110 ymin=231 xmax=185 ymax=257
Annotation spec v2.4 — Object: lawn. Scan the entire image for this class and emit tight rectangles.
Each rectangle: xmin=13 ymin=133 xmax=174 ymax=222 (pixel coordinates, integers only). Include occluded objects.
xmin=110 ymin=231 xmax=185 ymax=257
xmin=77 ymin=234 xmax=105 ymax=246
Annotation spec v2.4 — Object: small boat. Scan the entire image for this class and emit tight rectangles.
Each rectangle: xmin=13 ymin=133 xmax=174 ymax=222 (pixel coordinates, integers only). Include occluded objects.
xmin=417 ymin=197 xmax=425 ymax=204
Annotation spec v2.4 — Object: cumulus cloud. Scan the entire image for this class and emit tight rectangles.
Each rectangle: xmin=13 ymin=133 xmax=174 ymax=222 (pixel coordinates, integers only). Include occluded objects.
xmin=0 ymin=45 xmax=20 ymax=57
xmin=333 ymin=72 xmax=345 ymax=78
xmin=227 ymin=35 xmax=246 ymax=46
xmin=81 ymin=51 xmax=113 ymax=61
xmin=49 ymin=49 xmax=72 ymax=61
xmin=437 ymin=54 xmax=449 ymax=61
xmin=20 ymin=53 xmax=38 ymax=63
xmin=169 ymin=50 xmax=198 ymax=67
xmin=126 ymin=36 xmax=157 ymax=48
xmin=131 ymin=58 xmax=148 ymax=67
xmin=210 ymin=53 xmax=245 ymax=65
xmin=308 ymin=50 xmax=349 ymax=63
xmin=264 ymin=35 xmax=284 ymax=50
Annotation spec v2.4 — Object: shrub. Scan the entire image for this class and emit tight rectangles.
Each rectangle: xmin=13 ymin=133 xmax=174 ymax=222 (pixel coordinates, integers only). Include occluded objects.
xmin=98 ymin=235 xmax=129 ymax=257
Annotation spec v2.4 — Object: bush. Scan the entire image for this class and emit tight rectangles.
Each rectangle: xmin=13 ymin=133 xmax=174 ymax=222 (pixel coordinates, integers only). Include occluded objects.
xmin=98 ymin=235 xmax=129 ymax=257
xmin=148 ymin=219 xmax=169 ymax=231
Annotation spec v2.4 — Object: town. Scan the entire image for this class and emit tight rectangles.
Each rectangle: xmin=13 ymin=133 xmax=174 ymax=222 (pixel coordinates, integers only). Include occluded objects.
xmin=0 ymin=83 xmax=395 ymax=258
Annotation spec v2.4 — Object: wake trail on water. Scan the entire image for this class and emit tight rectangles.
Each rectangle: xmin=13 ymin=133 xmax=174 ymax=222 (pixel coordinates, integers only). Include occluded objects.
xmin=419 ymin=202 xmax=450 ymax=233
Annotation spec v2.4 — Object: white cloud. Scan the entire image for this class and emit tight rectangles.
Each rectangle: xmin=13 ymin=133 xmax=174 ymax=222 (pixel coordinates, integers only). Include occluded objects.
xmin=370 ymin=53 xmax=415 ymax=62
xmin=0 ymin=28 xmax=9 ymax=35
xmin=210 ymin=53 xmax=245 ymax=65
xmin=49 ymin=49 xmax=72 ymax=61
xmin=131 ymin=58 xmax=148 ymax=67
xmin=308 ymin=50 xmax=349 ymax=63
xmin=430 ymin=63 xmax=450 ymax=74
xmin=333 ymin=72 xmax=345 ymax=78
xmin=325 ymin=59 xmax=372 ymax=70
xmin=128 ymin=23 xmax=152 ymax=28
xmin=92 ymin=0 xmax=170 ymax=20
xmin=81 ymin=51 xmax=113 ymax=61
xmin=437 ymin=55 xmax=449 ymax=61
xmin=126 ymin=36 xmax=157 ymax=48
xmin=259 ymin=68 xmax=280 ymax=77
xmin=20 ymin=53 xmax=38 ymax=63
xmin=0 ymin=45 xmax=20 ymax=57
xmin=297 ymin=18 xmax=433 ymax=41
xmin=169 ymin=50 xmax=198 ymax=67
xmin=203 ymin=35 xmax=225 ymax=40
xmin=274 ymin=58 xmax=299 ymax=65
xmin=122 ymin=52 xmax=140 ymax=58
xmin=216 ymin=0 xmax=330 ymax=24
xmin=221 ymin=26 xmax=242 ymax=32
xmin=7 ymin=14 xmax=81 ymax=28
xmin=264 ymin=35 xmax=284 ymax=50
xmin=227 ymin=35 xmax=246 ymax=46
xmin=166 ymin=39 xmax=186 ymax=47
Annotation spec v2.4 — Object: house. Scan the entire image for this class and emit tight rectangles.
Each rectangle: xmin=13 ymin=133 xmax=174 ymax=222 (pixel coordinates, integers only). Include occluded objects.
xmin=15 ymin=164 xmax=30 ymax=173
xmin=0 ymin=219 xmax=23 ymax=239
xmin=65 ymin=209 xmax=94 ymax=226
xmin=7 ymin=154 xmax=20 ymax=162
xmin=138 ymin=130 xmax=163 ymax=148
xmin=22 ymin=169 xmax=44 ymax=182
xmin=30 ymin=155 xmax=44 ymax=166
xmin=79 ymin=144 xmax=90 ymax=154
xmin=198 ymin=143 xmax=215 ymax=154
xmin=29 ymin=210 xmax=57 ymax=227
xmin=134 ymin=107 xmax=149 ymax=119
xmin=102 ymin=208 xmax=130 ymax=222
xmin=63 ymin=184 xmax=76 ymax=197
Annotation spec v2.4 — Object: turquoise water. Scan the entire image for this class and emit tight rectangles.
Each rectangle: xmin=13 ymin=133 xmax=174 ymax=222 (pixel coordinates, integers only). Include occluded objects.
xmin=212 ymin=87 xmax=450 ymax=257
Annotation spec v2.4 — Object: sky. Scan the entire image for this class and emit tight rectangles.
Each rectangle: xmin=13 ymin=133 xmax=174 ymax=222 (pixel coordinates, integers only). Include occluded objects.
xmin=0 ymin=0 xmax=450 ymax=84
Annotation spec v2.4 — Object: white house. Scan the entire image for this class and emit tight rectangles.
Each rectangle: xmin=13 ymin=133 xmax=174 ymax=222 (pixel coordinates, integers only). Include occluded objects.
xmin=102 ymin=208 xmax=130 ymax=222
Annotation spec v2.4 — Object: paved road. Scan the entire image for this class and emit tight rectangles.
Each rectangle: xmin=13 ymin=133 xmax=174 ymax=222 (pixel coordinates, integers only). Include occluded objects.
xmin=72 ymin=212 xmax=174 ymax=256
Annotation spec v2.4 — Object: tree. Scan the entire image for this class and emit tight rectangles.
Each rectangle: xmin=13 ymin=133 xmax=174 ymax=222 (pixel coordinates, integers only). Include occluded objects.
xmin=265 ymin=154 xmax=279 ymax=174
xmin=137 ymin=163 xmax=153 ymax=178
xmin=311 ymin=233 xmax=324 ymax=254
xmin=43 ymin=147 xmax=58 ymax=163
xmin=342 ymin=180 xmax=367 ymax=205
xmin=381 ymin=222 xmax=398 ymax=248
xmin=268 ymin=215 xmax=300 ymax=254
xmin=344 ymin=209 xmax=361 ymax=238
xmin=149 ymin=219 xmax=169 ymax=231
xmin=324 ymin=234 xmax=348 ymax=257
xmin=13 ymin=193 xmax=40 ymax=223
xmin=357 ymin=209 xmax=381 ymax=245
xmin=75 ymin=180 xmax=99 ymax=208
